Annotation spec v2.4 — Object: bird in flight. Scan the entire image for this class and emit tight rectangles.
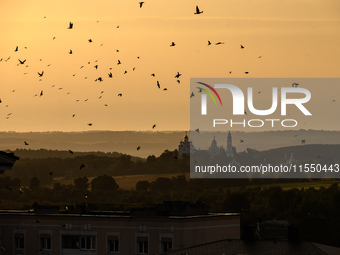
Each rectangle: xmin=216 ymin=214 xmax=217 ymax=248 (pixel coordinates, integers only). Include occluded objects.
xmin=244 ymin=72 xmax=249 ymax=74
xmin=24 ymin=141 xmax=29 ymax=145
xmin=215 ymin=42 xmax=224 ymax=45
xmin=174 ymin=72 xmax=182 ymax=78
xmin=108 ymin=72 xmax=113 ymax=78
xmin=151 ymin=73 xmax=155 ymax=77
xmin=152 ymin=124 xmax=156 ymax=129
xmin=87 ymin=123 xmax=92 ymax=126
xmin=118 ymin=93 xmax=122 ymax=97
xmin=190 ymin=92 xmax=194 ymax=98
xmin=139 ymin=2 xmax=144 ymax=8
xmin=117 ymin=60 xmax=121 ymax=65
xmin=194 ymin=5 xmax=203 ymax=14
xmin=68 ymin=22 xmax=73 ymax=29
xmin=69 ymin=49 xmax=72 ymax=54
xmin=69 ymin=149 xmax=74 ymax=154
xmin=137 ymin=146 xmax=141 ymax=151
xmin=94 ymin=65 xmax=98 ymax=69
xmin=40 ymin=90 xmax=43 ymax=97
xmin=157 ymin=81 xmax=160 ymax=88
xmin=177 ymin=80 xmax=180 ymax=84
xmin=292 ymin=82 xmax=299 ymax=88
xmin=88 ymin=39 xmax=92 ymax=43
xmin=18 ymin=59 xmax=26 ymax=64
xmin=207 ymin=40 xmax=211 ymax=46
xmin=80 ymin=164 xmax=85 ymax=170
xmin=240 ymin=45 xmax=245 ymax=49
xmin=195 ymin=128 xmax=200 ymax=133
xmin=170 ymin=42 xmax=176 ymax=47
xmin=37 ymin=71 xmax=44 ymax=77
xmin=14 ymin=46 xmax=18 ymax=52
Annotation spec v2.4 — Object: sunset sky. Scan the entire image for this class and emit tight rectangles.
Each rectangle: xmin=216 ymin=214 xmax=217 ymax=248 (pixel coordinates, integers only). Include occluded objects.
xmin=1 ymin=0 xmax=339 ymax=132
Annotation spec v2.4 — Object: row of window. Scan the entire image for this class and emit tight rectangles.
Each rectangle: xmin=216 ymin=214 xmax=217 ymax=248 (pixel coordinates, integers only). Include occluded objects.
xmin=13 ymin=233 xmax=173 ymax=254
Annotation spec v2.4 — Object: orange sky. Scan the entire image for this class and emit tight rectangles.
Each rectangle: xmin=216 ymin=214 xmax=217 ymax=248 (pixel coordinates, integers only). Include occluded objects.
xmin=0 ymin=0 xmax=339 ymax=132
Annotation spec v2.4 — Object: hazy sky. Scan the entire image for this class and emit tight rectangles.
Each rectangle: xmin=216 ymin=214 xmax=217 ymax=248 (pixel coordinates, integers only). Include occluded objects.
xmin=1 ymin=0 xmax=339 ymax=132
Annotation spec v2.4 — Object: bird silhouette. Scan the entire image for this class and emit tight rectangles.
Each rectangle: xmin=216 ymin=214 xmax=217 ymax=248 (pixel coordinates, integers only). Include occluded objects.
xmin=240 ymin=45 xmax=245 ymax=49
xmin=152 ymin=124 xmax=156 ymax=129
xmin=69 ymin=49 xmax=72 ymax=54
xmin=88 ymin=39 xmax=92 ymax=42
xmin=68 ymin=22 xmax=73 ymax=29
xmin=69 ymin=149 xmax=74 ymax=154
xmin=24 ymin=141 xmax=29 ymax=145
xmin=15 ymin=46 xmax=18 ymax=52
xmin=177 ymin=80 xmax=180 ymax=84
xmin=80 ymin=164 xmax=85 ymax=170
xmin=137 ymin=146 xmax=141 ymax=151
xmin=94 ymin=65 xmax=98 ymax=69
xmin=244 ymin=72 xmax=249 ymax=74
xmin=157 ymin=81 xmax=160 ymax=88
xmin=301 ymin=139 xmax=305 ymax=144
xmin=190 ymin=92 xmax=194 ymax=98
xmin=292 ymin=82 xmax=299 ymax=88
xmin=151 ymin=73 xmax=155 ymax=77
xmin=240 ymin=140 xmax=244 ymax=143
xmin=174 ymin=72 xmax=182 ymax=78
xmin=40 ymin=90 xmax=43 ymax=97
xmin=194 ymin=5 xmax=203 ymax=14
xmin=117 ymin=60 xmax=121 ymax=65
xmin=108 ymin=72 xmax=113 ymax=78
xmin=18 ymin=59 xmax=26 ymax=64
xmin=215 ymin=42 xmax=224 ymax=45
xmin=170 ymin=42 xmax=176 ymax=47
xmin=207 ymin=40 xmax=211 ymax=46
xmin=37 ymin=71 xmax=44 ymax=77
xmin=163 ymin=88 xmax=167 ymax=91
xmin=195 ymin=128 xmax=200 ymax=133
xmin=139 ymin=2 xmax=144 ymax=8
xmin=87 ymin=123 xmax=92 ymax=126
xmin=118 ymin=93 xmax=122 ymax=97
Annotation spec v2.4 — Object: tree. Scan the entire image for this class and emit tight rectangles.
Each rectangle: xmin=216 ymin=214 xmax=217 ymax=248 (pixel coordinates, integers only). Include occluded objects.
xmin=151 ymin=177 xmax=172 ymax=192
xmin=136 ymin=180 xmax=150 ymax=191
xmin=91 ymin=175 xmax=119 ymax=192
xmin=74 ymin=177 xmax=89 ymax=191
xmin=29 ymin=177 xmax=40 ymax=189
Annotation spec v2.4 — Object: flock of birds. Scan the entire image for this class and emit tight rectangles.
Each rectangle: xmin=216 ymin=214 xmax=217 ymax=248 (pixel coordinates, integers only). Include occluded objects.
xmin=0 ymin=3 xmax=337 ymax=197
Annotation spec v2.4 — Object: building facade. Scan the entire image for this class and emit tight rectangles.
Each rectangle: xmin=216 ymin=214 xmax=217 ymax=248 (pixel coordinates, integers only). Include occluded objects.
xmin=0 ymin=209 xmax=240 ymax=255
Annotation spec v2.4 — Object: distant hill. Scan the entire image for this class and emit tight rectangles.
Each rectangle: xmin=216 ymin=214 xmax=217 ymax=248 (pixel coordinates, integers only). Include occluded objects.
xmin=0 ymin=130 xmax=339 ymax=158
xmin=6 ymin=148 xmax=142 ymax=161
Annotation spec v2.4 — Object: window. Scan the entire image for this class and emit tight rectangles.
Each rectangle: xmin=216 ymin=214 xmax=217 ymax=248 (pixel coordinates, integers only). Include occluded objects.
xmin=80 ymin=236 xmax=96 ymax=250
xmin=160 ymin=238 xmax=172 ymax=252
xmin=14 ymin=233 xmax=24 ymax=249
xmin=40 ymin=234 xmax=52 ymax=250
xmin=40 ymin=235 xmax=51 ymax=250
xmin=137 ymin=237 xmax=148 ymax=254
xmin=107 ymin=236 xmax=119 ymax=253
